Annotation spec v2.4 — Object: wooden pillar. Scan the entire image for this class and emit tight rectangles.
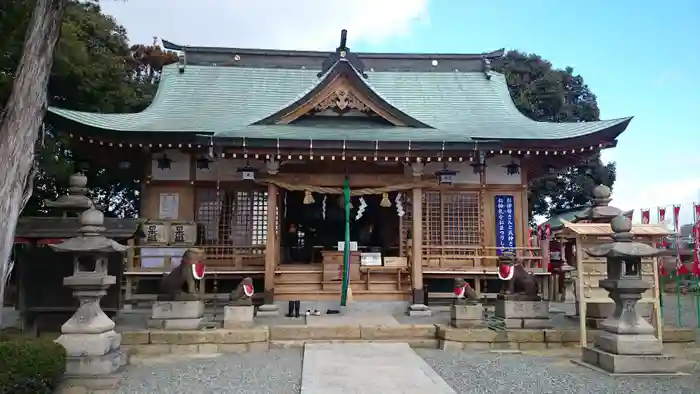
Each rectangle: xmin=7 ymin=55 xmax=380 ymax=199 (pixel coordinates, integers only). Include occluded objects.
xmin=264 ymin=183 xmax=278 ymax=304
xmin=411 ymin=186 xmax=424 ymax=304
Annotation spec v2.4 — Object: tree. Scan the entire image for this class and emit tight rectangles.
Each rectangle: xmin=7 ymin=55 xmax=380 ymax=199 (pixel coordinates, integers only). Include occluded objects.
xmin=0 ymin=0 xmax=179 ymax=320
xmin=0 ymin=0 xmax=67 ymax=326
xmin=492 ymin=51 xmax=616 ymax=219
xmin=2 ymin=1 xmax=179 ymax=218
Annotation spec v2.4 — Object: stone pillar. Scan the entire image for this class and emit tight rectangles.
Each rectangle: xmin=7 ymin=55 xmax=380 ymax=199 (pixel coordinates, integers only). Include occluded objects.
xmin=407 ymin=163 xmax=429 ymax=316
xmin=579 ymin=215 xmax=681 ymax=375
xmin=260 ymin=160 xmax=280 ymax=316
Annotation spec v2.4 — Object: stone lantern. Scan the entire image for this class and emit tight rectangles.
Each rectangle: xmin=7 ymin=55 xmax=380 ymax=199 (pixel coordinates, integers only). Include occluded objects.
xmin=580 ymin=215 xmax=680 ymax=374
xmin=44 ymin=173 xmax=99 ymax=216
xmin=51 ymin=205 xmax=128 ymax=389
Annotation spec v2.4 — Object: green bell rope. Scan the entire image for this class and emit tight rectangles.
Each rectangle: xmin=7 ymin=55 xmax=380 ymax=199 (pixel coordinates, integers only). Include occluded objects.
xmin=340 ymin=176 xmax=351 ymax=307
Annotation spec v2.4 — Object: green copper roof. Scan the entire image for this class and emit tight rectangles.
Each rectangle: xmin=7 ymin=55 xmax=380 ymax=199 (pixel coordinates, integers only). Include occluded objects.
xmin=48 ymin=63 xmax=632 ymax=142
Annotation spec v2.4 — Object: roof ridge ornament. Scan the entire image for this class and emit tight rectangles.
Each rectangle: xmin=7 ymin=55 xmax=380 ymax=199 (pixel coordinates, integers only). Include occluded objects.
xmin=481 ymin=56 xmax=492 ymax=80
xmin=318 ymin=29 xmax=368 ymax=78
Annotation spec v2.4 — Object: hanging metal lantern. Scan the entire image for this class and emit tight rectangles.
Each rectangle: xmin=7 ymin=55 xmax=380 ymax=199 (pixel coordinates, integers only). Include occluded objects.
xmin=435 ymin=163 xmax=458 ymax=185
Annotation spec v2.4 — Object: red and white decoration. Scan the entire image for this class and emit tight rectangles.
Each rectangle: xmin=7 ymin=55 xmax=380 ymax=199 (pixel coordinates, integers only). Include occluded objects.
xmin=641 ymin=208 xmax=650 ymax=224
xmin=544 ymin=224 xmax=552 ymax=272
xmin=498 ymin=263 xmax=514 ymax=280
xmin=191 ymin=262 xmax=206 ymax=280
xmin=453 ymin=282 xmax=469 ymax=298
xmin=673 ymin=205 xmax=689 ymax=275
xmin=243 ymin=282 xmax=255 ymax=297
xmin=693 ymin=204 xmax=700 ymax=277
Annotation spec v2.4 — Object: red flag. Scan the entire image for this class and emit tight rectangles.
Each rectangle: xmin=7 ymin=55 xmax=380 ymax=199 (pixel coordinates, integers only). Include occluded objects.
xmin=545 ymin=225 xmax=552 ymax=272
xmin=641 ymin=209 xmax=650 ymax=224
xmin=693 ymin=204 xmax=700 ymax=277
xmin=624 ymin=210 xmax=634 ymax=220
xmin=692 ymin=222 xmax=700 ymax=277
xmin=536 ymin=226 xmax=543 ymax=268
xmin=673 ymin=205 xmax=689 ymax=275
xmin=659 ymin=207 xmax=669 ymax=248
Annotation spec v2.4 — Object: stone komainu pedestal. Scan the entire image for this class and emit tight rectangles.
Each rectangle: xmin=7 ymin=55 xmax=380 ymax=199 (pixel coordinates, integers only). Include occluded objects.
xmin=224 ymin=306 xmax=255 ymax=328
xmin=450 ymin=304 xmax=484 ymax=328
xmin=48 ymin=200 xmax=129 ymax=391
xmin=579 ymin=215 xmax=682 ymax=375
xmin=149 ymin=301 xmax=205 ymax=330
xmin=495 ymin=297 xmax=552 ymax=328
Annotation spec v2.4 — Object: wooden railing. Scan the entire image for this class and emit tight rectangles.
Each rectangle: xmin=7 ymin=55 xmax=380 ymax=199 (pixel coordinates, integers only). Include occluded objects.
xmin=409 ymin=244 xmax=544 ymax=272
xmin=125 ymin=244 xmax=266 ymax=274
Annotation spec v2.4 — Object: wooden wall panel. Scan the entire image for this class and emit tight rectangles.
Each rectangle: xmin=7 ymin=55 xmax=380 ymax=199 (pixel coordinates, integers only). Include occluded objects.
xmin=142 ymin=183 xmax=195 ymax=221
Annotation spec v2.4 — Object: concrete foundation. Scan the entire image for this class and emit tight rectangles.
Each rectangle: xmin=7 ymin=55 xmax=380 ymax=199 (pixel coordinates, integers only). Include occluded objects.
xmin=450 ymin=304 xmax=484 ymax=328
xmin=149 ymin=301 xmax=205 ymax=330
xmin=257 ymin=304 xmax=280 ymax=317
xmin=224 ymin=305 xmax=255 ymax=328
xmin=408 ymin=304 xmax=432 ymax=317
xmin=495 ymin=299 xmax=552 ymax=329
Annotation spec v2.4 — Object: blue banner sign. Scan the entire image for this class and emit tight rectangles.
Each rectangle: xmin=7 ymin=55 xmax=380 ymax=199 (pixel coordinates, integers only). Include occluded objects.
xmin=494 ymin=195 xmax=516 ymax=255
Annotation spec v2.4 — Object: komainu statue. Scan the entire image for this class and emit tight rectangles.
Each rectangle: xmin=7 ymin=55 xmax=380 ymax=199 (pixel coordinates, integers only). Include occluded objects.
xmin=157 ymin=248 xmax=206 ymax=301
xmin=497 ymin=252 xmax=539 ymax=299
xmin=453 ymin=278 xmax=480 ymax=305
xmin=229 ymin=277 xmax=255 ymax=306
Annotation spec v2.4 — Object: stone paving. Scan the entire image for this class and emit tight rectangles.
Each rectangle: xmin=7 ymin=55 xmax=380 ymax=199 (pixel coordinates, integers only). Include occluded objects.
xmin=301 ymin=343 xmax=455 ymax=393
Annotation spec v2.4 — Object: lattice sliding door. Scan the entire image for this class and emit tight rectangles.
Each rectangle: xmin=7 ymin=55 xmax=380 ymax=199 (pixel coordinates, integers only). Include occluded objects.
xmin=421 ymin=190 xmax=481 ymax=268
xmin=195 ymin=188 xmax=269 ymax=247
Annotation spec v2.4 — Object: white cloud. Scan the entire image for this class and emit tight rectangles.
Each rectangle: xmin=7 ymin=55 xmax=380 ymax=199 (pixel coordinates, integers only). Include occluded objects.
xmin=99 ymin=0 xmax=430 ymax=49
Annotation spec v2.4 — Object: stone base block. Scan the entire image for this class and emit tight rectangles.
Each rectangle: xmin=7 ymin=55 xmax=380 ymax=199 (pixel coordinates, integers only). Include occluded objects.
xmin=450 ymin=304 xmax=484 ymax=328
xmin=595 ymin=331 xmax=663 ymax=355
xmin=224 ymin=306 xmax=254 ymax=328
xmin=256 ymin=304 xmax=279 ymax=317
xmin=152 ymin=301 xmax=204 ymax=320
xmin=495 ymin=300 xmax=549 ymax=320
xmin=407 ymin=304 xmax=432 ymax=317
xmin=451 ymin=319 xmax=485 ymax=328
xmin=65 ymin=349 xmax=128 ymax=376
xmin=581 ymin=346 xmax=681 ymax=374
xmin=504 ymin=318 xmax=552 ymax=329
xmin=148 ymin=317 xmax=204 ymax=330
xmin=56 ymin=330 xmax=121 ymax=357
xmin=585 ymin=302 xmax=653 ymax=320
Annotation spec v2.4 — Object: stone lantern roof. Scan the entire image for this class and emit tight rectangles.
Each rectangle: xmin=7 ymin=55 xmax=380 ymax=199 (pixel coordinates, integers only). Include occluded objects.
xmin=574 ymin=184 xmax=623 ymax=223
xmin=584 ymin=215 xmax=662 ymax=258
xmin=44 ymin=172 xmax=100 ymax=212
xmin=49 ymin=206 xmax=127 ymax=254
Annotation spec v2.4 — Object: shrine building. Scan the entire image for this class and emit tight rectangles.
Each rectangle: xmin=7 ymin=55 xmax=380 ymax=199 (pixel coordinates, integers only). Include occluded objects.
xmin=46 ymin=30 xmax=632 ymax=306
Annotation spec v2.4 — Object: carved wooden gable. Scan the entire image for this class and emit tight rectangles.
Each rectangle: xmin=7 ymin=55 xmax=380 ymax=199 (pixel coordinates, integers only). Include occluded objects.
xmin=276 ymin=75 xmax=406 ymax=126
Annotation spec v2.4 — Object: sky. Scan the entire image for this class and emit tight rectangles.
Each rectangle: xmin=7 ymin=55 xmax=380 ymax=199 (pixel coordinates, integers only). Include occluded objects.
xmin=99 ymin=0 xmax=700 ymax=224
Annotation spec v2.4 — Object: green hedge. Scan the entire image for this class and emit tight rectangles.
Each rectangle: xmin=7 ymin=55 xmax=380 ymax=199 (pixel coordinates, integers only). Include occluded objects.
xmin=0 ymin=336 xmax=66 ymax=394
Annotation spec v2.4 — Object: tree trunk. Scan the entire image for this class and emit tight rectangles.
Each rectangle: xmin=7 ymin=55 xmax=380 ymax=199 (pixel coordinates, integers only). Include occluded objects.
xmin=0 ymin=0 xmax=66 ymax=326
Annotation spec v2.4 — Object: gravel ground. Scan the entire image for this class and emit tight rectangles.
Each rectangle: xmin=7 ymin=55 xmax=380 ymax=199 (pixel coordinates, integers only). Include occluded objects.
xmin=416 ymin=349 xmax=700 ymax=394
xmin=113 ymin=346 xmax=700 ymax=394
xmin=115 ymin=349 xmax=303 ymax=394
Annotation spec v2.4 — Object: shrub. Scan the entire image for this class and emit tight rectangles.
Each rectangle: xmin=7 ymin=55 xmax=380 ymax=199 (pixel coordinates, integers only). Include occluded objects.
xmin=0 ymin=336 xmax=66 ymax=394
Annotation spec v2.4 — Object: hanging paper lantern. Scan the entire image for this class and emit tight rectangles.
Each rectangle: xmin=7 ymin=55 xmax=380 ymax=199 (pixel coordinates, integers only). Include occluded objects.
xmin=303 ymin=189 xmax=315 ymax=204
xmin=380 ymin=192 xmax=391 ymax=207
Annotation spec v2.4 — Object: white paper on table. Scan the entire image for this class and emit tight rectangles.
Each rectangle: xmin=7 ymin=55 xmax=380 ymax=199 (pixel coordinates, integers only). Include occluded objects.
xmin=158 ymin=193 xmax=180 ymax=220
